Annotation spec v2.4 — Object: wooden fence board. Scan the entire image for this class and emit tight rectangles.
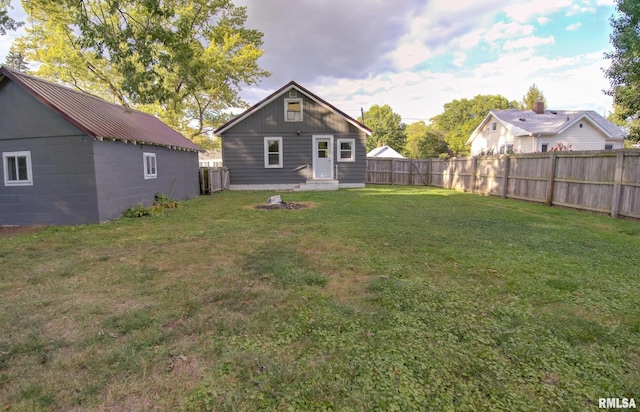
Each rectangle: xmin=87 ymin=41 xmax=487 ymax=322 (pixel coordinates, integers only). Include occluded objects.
xmin=366 ymin=150 xmax=640 ymax=219
xmin=199 ymin=167 xmax=230 ymax=194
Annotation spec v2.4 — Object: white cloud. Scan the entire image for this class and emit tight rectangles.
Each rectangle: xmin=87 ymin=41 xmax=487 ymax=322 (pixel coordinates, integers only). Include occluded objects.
xmin=453 ymin=52 xmax=467 ymax=67
xmin=484 ymin=22 xmax=535 ymax=44
xmin=504 ymin=36 xmax=555 ymax=50
xmin=566 ymin=22 xmax=582 ymax=31
xmin=389 ymin=41 xmax=434 ymax=71
xmin=504 ymin=0 xmax=573 ymax=22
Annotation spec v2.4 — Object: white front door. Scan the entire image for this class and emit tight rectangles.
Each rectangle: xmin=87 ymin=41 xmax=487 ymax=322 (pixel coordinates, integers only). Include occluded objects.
xmin=313 ymin=136 xmax=334 ymax=179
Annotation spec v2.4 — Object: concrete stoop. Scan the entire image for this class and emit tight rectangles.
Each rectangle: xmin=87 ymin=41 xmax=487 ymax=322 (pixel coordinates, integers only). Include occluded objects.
xmin=293 ymin=180 xmax=340 ymax=191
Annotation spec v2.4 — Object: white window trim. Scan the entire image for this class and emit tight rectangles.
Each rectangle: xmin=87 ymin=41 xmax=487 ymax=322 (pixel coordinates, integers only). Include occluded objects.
xmin=284 ymin=98 xmax=303 ymax=122
xmin=337 ymin=138 xmax=356 ymax=162
xmin=3 ymin=151 xmax=33 ymax=186
xmin=264 ymin=137 xmax=283 ymax=168
xmin=143 ymin=152 xmax=157 ymax=179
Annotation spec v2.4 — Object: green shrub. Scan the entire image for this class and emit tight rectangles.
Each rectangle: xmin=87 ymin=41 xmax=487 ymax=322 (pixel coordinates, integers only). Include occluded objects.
xmin=122 ymin=193 xmax=179 ymax=218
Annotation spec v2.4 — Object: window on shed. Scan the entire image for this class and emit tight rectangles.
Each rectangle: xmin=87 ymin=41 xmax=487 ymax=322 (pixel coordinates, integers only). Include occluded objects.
xmin=264 ymin=137 xmax=283 ymax=168
xmin=337 ymin=138 xmax=355 ymax=162
xmin=285 ymin=98 xmax=303 ymax=122
xmin=3 ymin=151 xmax=33 ymax=186
xmin=605 ymin=144 xmax=613 ymax=150
xmin=143 ymin=153 xmax=157 ymax=179
xmin=541 ymin=144 xmax=548 ymax=152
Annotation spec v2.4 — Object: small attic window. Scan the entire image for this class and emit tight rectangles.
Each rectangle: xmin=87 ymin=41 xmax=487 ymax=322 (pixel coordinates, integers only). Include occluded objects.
xmin=491 ymin=122 xmax=497 ymax=131
xmin=285 ymin=98 xmax=303 ymax=122
xmin=289 ymin=90 xmax=297 ymax=98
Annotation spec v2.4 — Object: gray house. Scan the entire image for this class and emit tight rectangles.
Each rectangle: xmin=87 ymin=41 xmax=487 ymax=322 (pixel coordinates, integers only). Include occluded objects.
xmin=215 ymin=81 xmax=372 ymax=190
xmin=0 ymin=66 xmax=201 ymax=226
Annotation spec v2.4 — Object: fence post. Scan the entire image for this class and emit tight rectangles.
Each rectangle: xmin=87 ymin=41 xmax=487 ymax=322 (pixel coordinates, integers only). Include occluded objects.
xmin=471 ymin=156 xmax=478 ymax=193
xmin=409 ymin=159 xmax=414 ymax=186
xmin=545 ymin=152 xmax=557 ymax=206
xmin=502 ymin=155 xmax=510 ymax=198
xmin=611 ymin=151 xmax=624 ymax=218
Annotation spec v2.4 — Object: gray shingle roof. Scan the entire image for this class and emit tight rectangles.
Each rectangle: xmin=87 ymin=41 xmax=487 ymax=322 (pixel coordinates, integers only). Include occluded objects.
xmin=487 ymin=109 xmax=625 ymax=138
xmin=0 ymin=66 xmax=201 ymax=152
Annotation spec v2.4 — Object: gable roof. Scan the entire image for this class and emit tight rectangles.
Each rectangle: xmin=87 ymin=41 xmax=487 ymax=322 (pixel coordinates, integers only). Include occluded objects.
xmin=0 ymin=66 xmax=201 ymax=152
xmin=467 ymin=109 xmax=626 ymax=145
xmin=367 ymin=145 xmax=405 ymax=158
xmin=214 ymin=81 xmax=373 ymax=136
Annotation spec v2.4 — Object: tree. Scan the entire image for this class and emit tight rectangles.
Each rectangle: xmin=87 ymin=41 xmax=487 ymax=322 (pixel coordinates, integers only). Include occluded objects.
xmin=430 ymin=95 xmax=517 ymax=156
xmin=16 ymin=0 xmax=269 ymax=141
xmin=0 ymin=0 xmax=22 ymax=35
xmin=4 ymin=46 xmax=29 ymax=72
xmin=405 ymin=121 xmax=448 ymax=158
xmin=604 ymin=0 xmax=640 ymax=142
xmin=359 ymin=104 xmax=406 ymax=153
xmin=520 ymin=83 xmax=547 ymax=110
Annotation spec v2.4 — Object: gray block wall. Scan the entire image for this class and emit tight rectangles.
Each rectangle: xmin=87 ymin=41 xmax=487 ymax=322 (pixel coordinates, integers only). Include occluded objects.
xmin=1 ymin=75 xmax=200 ymax=226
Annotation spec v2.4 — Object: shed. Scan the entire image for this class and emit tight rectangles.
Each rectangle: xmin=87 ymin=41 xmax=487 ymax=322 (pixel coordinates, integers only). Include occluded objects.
xmin=0 ymin=66 xmax=201 ymax=225
xmin=214 ymin=81 xmax=372 ymax=191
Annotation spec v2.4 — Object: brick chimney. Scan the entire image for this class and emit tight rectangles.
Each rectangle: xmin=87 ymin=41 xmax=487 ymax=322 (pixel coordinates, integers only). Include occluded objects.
xmin=533 ymin=100 xmax=545 ymax=114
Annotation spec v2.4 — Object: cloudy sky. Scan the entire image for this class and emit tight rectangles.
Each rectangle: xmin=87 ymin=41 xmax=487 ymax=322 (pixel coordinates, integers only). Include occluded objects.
xmin=1 ymin=0 xmax=617 ymax=123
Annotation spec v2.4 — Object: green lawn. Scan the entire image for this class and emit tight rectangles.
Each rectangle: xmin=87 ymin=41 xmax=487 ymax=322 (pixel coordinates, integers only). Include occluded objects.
xmin=1 ymin=186 xmax=639 ymax=411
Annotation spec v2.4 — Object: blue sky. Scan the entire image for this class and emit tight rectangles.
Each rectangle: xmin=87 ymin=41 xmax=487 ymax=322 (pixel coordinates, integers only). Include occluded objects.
xmin=1 ymin=0 xmax=618 ymax=124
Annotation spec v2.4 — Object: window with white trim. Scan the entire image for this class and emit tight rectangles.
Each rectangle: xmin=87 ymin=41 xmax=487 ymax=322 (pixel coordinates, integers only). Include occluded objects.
xmin=3 ymin=151 xmax=33 ymax=186
xmin=284 ymin=98 xmax=303 ymax=122
xmin=264 ymin=137 xmax=283 ymax=168
xmin=337 ymin=138 xmax=355 ymax=162
xmin=143 ymin=152 xmax=157 ymax=179
xmin=491 ymin=122 xmax=497 ymax=132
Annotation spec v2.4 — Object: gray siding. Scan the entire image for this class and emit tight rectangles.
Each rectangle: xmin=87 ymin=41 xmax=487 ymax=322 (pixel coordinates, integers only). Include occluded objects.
xmin=0 ymin=80 xmax=84 ymax=139
xmin=222 ymin=90 xmax=367 ymax=185
xmin=93 ymin=140 xmax=199 ymax=222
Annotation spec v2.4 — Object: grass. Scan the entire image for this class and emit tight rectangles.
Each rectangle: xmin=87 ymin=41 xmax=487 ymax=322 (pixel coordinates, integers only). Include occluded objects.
xmin=1 ymin=185 xmax=639 ymax=411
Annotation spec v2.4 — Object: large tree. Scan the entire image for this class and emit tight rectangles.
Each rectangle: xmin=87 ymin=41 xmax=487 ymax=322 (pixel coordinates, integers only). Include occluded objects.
xmin=0 ymin=0 xmax=22 ymax=35
xmin=405 ymin=121 xmax=448 ymax=158
xmin=430 ymin=94 xmax=517 ymax=156
xmin=16 ymin=0 xmax=268 ymax=145
xmin=360 ymin=104 xmax=406 ymax=153
xmin=520 ymin=83 xmax=547 ymax=111
xmin=604 ymin=0 xmax=640 ymax=142
xmin=4 ymin=46 xmax=29 ymax=72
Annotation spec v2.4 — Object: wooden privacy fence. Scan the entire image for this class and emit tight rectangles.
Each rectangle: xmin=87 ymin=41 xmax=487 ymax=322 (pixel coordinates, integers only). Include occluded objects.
xmin=199 ymin=167 xmax=230 ymax=194
xmin=366 ymin=150 xmax=640 ymax=219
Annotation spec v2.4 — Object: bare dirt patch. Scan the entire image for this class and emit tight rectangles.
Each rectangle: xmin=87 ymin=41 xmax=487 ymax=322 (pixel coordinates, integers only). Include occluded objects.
xmin=252 ymin=202 xmax=313 ymax=210
xmin=0 ymin=225 xmax=46 ymax=238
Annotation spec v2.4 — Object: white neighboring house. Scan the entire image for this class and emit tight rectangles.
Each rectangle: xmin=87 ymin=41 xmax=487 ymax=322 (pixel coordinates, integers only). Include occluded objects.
xmin=367 ymin=145 xmax=406 ymax=158
xmin=466 ymin=102 xmax=626 ymax=155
